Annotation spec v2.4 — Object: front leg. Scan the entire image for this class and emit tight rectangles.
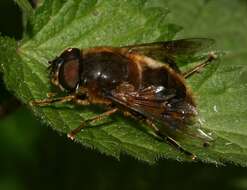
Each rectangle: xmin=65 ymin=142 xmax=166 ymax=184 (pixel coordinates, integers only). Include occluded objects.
xmin=30 ymin=94 xmax=90 ymax=106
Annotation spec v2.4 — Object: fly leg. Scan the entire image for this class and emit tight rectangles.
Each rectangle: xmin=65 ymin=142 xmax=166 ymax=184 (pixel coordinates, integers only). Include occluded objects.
xmin=145 ymin=119 xmax=197 ymax=160
xmin=120 ymin=111 xmax=197 ymax=159
xmin=67 ymin=108 xmax=118 ymax=140
xmin=30 ymin=94 xmax=90 ymax=106
xmin=183 ymin=52 xmax=218 ymax=79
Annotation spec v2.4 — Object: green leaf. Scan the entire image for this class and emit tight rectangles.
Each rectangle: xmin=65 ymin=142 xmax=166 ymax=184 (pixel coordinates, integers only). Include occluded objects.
xmin=0 ymin=0 xmax=246 ymax=165
xmin=14 ymin=0 xmax=34 ymax=34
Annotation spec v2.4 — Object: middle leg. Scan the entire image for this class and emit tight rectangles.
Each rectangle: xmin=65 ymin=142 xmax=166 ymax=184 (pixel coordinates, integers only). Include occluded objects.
xmin=67 ymin=108 xmax=118 ymax=140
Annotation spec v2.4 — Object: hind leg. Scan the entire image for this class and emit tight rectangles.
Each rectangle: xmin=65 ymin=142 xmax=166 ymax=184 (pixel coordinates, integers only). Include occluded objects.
xmin=145 ymin=119 xmax=197 ymax=160
xmin=183 ymin=52 xmax=217 ymax=79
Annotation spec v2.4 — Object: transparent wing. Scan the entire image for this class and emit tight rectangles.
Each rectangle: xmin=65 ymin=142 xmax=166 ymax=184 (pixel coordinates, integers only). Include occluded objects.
xmin=121 ymin=38 xmax=215 ymax=65
xmin=106 ymin=82 xmax=214 ymax=142
xmin=122 ymin=38 xmax=214 ymax=56
xmin=106 ymin=83 xmax=196 ymax=130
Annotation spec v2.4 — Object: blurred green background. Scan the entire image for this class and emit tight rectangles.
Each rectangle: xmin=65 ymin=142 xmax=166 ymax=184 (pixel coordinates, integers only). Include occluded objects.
xmin=1 ymin=1 xmax=247 ymax=190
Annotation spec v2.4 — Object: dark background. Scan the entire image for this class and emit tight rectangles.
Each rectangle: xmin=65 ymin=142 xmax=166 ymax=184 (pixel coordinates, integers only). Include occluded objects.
xmin=0 ymin=1 xmax=247 ymax=190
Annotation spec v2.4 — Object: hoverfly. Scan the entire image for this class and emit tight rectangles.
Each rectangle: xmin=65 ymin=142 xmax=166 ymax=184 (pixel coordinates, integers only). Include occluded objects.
xmin=30 ymin=38 xmax=217 ymax=160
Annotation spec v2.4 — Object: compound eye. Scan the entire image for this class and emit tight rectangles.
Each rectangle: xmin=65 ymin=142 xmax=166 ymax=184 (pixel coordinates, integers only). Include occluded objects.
xmin=59 ymin=58 xmax=80 ymax=90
